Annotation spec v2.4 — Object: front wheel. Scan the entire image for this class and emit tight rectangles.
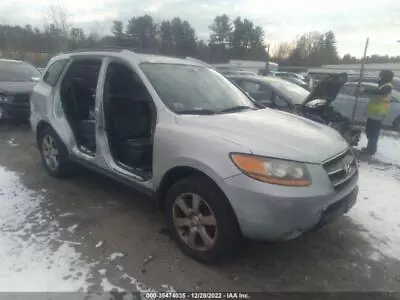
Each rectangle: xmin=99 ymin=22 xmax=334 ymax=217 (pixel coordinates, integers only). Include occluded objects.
xmin=165 ymin=175 xmax=242 ymax=264
xmin=38 ymin=127 xmax=74 ymax=178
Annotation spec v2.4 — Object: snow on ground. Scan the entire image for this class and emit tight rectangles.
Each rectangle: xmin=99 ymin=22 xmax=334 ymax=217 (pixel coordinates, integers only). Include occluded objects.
xmin=108 ymin=252 xmax=125 ymax=261
xmin=0 ymin=165 xmax=174 ymax=293
xmin=0 ymin=167 xmax=92 ymax=291
xmin=7 ymin=138 xmax=18 ymax=147
xmin=356 ymin=132 xmax=400 ymax=167
xmin=350 ymin=131 xmax=400 ymax=261
xmin=349 ymin=164 xmax=400 ymax=261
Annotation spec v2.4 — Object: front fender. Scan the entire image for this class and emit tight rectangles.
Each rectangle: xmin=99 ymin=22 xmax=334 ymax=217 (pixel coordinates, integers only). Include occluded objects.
xmin=152 ymin=124 xmax=250 ymax=188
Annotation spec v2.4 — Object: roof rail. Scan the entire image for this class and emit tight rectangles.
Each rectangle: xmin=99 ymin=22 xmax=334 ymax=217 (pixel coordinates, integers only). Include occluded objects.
xmin=62 ymin=47 xmax=135 ymax=54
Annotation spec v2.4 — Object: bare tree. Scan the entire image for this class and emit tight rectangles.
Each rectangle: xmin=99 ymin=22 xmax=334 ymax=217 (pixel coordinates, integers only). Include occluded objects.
xmin=273 ymin=41 xmax=295 ymax=61
xmin=46 ymin=4 xmax=72 ymax=51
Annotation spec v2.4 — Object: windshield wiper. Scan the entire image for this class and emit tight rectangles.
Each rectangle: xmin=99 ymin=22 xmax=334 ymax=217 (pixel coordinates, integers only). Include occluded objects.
xmin=219 ymin=106 xmax=255 ymax=113
xmin=177 ymin=109 xmax=216 ymax=115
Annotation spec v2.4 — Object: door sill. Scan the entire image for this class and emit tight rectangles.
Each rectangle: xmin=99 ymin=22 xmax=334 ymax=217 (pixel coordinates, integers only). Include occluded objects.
xmin=78 ymin=145 xmax=96 ymax=157
xmin=69 ymin=155 xmax=155 ymax=198
xmin=115 ymin=160 xmax=152 ymax=180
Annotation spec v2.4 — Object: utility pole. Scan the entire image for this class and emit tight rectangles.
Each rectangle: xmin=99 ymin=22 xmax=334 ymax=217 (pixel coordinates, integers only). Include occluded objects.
xmin=352 ymin=37 xmax=369 ymax=122
xmin=265 ymin=43 xmax=270 ymax=74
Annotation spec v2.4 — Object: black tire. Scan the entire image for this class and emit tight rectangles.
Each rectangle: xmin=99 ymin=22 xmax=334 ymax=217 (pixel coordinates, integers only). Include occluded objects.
xmin=165 ymin=175 xmax=243 ymax=264
xmin=393 ymin=116 xmax=400 ymax=132
xmin=38 ymin=127 xmax=74 ymax=178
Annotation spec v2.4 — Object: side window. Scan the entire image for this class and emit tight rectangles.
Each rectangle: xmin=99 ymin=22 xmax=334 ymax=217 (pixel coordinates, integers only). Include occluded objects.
xmin=43 ymin=59 xmax=68 ymax=87
xmin=104 ymin=62 xmax=153 ymax=140
xmin=105 ymin=62 xmax=150 ymax=100
xmin=239 ymin=80 xmax=273 ymax=101
xmin=229 ymin=78 xmax=241 ymax=87
xmin=258 ymin=84 xmax=273 ymax=100
xmin=274 ymin=94 xmax=289 ymax=107
xmin=240 ymin=81 xmax=260 ymax=94
xmin=60 ymin=59 xmax=102 ymax=121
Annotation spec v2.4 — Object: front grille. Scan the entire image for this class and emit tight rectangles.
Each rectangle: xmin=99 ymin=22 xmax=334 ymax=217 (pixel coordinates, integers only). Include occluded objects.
xmin=323 ymin=149 xmax=357 ymax=191
xmin=13 ymin=93 xmax=31 ymax=103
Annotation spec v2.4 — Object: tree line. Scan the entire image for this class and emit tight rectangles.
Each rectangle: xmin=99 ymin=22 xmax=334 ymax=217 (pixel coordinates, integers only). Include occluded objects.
xmin=0 ymin=10 xmax=399 ymax=67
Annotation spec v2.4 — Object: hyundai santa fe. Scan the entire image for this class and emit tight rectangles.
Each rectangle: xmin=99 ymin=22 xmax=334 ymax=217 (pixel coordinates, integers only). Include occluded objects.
xmin=30 ymin=49 xmax=358 ymax=263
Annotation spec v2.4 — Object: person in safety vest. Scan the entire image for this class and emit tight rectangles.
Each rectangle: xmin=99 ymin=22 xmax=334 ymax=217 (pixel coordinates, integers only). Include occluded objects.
xmin=361 ymin=70 xmax=394 ymax=155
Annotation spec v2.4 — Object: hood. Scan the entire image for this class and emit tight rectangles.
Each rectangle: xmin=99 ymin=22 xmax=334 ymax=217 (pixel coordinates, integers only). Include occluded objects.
xmin=0 ymin=81 xmax=36 ymax=95
xmin=302 ymin=72 xmax=347 ymax=106
xmin=176 ymin=109 xmax=348 ymax=163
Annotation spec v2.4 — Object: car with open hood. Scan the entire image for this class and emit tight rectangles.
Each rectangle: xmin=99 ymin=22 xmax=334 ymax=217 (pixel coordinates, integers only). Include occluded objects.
xmin=30 ymin=49 xmax=358 ymax=263
xmin=332 ymin=81 xmax=400 ymax=131
xmin=0 ymin=59 xmax=41 ymax=121
xmin=228 ymin=73 xmax=362 ymax=146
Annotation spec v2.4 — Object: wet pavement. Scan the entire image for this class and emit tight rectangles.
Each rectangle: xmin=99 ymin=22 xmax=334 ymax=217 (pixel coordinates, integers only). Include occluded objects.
xmin=0 ymin=123 xmax=400 ymax=292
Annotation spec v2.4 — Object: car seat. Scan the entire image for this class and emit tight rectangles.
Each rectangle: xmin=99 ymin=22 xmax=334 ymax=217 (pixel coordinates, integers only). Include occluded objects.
xmin=108 ymin=95 xmax=152 ymax=169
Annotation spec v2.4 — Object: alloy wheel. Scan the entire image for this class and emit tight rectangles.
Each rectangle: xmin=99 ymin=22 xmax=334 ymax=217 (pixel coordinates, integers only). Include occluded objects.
xmin=42 ymin=135 xmax=60 ymax=171
xmin=172 ymin=193 xmax=218 ymax=251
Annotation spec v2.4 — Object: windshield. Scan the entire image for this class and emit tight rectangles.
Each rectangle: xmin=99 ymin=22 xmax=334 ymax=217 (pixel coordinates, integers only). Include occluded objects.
xmin=0 ymin=61 xmax=41 ymax=82
xmin=140 ymin=63 xmax=256 ymax=114
xmin=267 ymin=78 xmax=309 ymax=105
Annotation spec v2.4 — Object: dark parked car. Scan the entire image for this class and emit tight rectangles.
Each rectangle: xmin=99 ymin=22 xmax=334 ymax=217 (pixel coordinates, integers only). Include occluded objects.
xmin=228 ymin=73 xmax=362 ymax=146
xmin=0 ymin=59 xmax=41 ymax=121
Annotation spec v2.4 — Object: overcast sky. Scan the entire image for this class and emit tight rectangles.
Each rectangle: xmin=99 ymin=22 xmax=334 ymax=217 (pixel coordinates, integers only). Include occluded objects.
xmin=1 ymin=0 xmax=400 ymax=57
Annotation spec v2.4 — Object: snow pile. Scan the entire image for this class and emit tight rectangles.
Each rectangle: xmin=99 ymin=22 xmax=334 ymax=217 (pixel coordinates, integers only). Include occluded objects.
xmin=7 ymin=139 xmax=18 ymax=147
xmin=0 ymin=167 xmax=92 ymax=291
xmin=350 ymin=163 xmax=400 ymax=261
xmin=357 ymin=132 xmax=400 ymax=166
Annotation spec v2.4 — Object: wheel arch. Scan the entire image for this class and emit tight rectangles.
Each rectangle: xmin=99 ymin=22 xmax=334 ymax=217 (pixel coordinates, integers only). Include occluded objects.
xmin=156 ymin=166 xmax=234 ymax=215
xmin=35 ymin=120 xmax=53 ymax=147
xmin=157 ymin=166 xmax=208 ymax=210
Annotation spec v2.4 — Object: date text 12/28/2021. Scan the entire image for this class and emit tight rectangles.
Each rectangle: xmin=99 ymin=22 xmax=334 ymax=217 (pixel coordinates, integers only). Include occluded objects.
xmin=144 ymin=292 xmax=251 ymax=299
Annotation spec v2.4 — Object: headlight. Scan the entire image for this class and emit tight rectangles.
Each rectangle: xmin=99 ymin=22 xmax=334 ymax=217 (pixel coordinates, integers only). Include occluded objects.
xmin=230 ymin=153 xmax=312 ymax=186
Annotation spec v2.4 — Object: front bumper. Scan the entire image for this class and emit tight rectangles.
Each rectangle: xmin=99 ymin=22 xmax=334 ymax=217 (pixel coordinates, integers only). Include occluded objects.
xmin=0 ymin=103 xmax=30 ymax=120
xmin=220 ymin=164 xmax=358 ymax=240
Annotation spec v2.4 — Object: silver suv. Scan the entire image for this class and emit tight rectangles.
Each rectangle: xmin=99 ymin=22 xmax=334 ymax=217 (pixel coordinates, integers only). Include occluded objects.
xmin=30 ymin=49 xmax=359 ymax=263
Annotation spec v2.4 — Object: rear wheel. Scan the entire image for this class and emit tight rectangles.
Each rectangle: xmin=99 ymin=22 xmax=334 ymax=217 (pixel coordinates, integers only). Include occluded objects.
xmin=165 ymin=175 xmax=242 ymax=263
xmin=38 ymin=127 xmax=74 ymax=177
